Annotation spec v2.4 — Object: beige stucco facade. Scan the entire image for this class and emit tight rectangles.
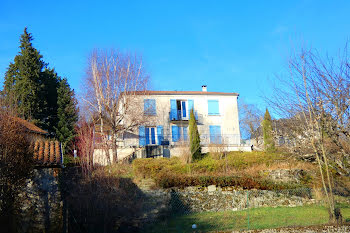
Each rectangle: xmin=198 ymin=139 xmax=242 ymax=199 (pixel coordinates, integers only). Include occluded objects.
xmin=93 ymin=88 xmax=251 ymax=165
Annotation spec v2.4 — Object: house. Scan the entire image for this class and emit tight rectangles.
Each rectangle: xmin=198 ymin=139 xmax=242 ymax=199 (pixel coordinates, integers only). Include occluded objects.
xmin=93 ymin=85 xmax=251 ymax=164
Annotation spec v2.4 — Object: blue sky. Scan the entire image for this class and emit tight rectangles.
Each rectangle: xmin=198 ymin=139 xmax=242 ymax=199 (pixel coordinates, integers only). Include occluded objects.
xmin=1 ymin=0 xmax=350 ymax=110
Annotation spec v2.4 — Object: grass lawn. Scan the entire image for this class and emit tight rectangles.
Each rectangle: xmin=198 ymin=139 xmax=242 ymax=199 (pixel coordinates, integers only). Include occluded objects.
xmin=145 ymin=204 xmax=350 ymax=233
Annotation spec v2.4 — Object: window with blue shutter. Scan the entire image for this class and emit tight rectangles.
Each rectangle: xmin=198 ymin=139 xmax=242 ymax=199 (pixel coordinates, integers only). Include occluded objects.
xmin=208 ymin=100 xmax=219 ymax=115
xmin=157 ymin=126 xmax=163 ymax=145
xmin=144 ymin=99 xmax=156 ymax=115
xmin=209 ymin=125 xmax=221 ymax=144
xmin=170 ymin=99 xmax=177 ymax=120
xmin=172 ymin=125 xmax=180 ymax=142
xmin=139 ymin=126 xmax=146 ymax=146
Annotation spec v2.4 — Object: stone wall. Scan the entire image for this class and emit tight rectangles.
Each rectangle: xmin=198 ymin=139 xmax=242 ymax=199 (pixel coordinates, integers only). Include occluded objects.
xmin=141 ymin=185 xmax=318 ymax=216
xmin=18 ymin=168 xmax=63 ymax=233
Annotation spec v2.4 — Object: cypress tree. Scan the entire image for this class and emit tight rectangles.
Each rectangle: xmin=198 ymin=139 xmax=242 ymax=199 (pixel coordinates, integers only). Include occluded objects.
xmin=189 ymin=109 xmax=202 ymax=160
xmin=262 ymin=108 xmax=275 ymax=152
xmin=55 ymin=78 xmax=78 ymax=155
xmin=3 ymin=27 xmax=46 ymax=126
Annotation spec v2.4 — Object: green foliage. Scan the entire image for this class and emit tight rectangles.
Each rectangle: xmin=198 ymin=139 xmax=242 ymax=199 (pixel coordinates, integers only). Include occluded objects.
xmin=55 ymin=78 xmax=78 ymax=155
xmin=154 ymin=174 xmax=303 ymax=189
xmin=3 ymin=27 xmax=78 ymax=145
xmin=189 ymin=109 xmax=202 ymax=160
xmin=63 ymin=155 xmax=80 ymax=166
xmin=3 ymin=27 xmax=46 ymax=127
xmin=262 ymin=108 xmax=275 ymax=152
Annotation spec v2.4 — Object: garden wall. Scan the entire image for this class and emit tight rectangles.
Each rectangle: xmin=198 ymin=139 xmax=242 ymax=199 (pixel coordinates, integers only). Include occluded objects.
xmin=17 ymin=168 xmax=63 ymax=233
xmin=141 ymin=185 xmax=318 ymax=218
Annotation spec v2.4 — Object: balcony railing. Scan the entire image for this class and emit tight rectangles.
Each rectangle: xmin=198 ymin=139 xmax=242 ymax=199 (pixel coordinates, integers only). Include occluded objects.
xmin=169 ymin=110 xmax=200 ymax=122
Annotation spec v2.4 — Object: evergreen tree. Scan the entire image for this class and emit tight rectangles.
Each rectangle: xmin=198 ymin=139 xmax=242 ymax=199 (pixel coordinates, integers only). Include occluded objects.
xmin=3 ymin=27 xmax=46 ymax=126
xmin=41 ymin=68 xmax=59 ymax=134
xmin=55 ymin=78 xmax=79 ymax=155
xmin=262 ymin=108 xmax=275 ymax=152
xmin=189 ymin=109 xmax=202 ymax=160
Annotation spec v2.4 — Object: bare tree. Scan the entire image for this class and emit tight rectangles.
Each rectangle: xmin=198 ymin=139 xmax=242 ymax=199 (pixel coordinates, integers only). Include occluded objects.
xmin=239 ymin=100 xmax=263 ymax=146
xmin=268 ymin=46 xmax=350 ymax=223
xmin=83 ymin=49 xmax=149 ymax=164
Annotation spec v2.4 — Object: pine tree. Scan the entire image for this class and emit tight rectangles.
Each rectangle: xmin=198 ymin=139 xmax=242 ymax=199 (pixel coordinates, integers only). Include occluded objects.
xmin=262 ymin=108 xmax=275 ymax=152
xmin=189 ymin=109 xmax=202 ymax=161
xmin=3 ymin=27 xmax=46 ymax=126
xmin=55 ymin=78 xmax=79 ymax=155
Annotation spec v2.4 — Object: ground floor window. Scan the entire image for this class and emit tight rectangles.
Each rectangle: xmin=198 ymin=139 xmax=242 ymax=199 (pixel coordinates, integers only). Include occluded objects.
xmin=209 ymin=125 xmax=221 ymax=144
xmin=139 ymin=126 xmax=164 ymax=146
xmin=172 ymin=125 xmax=188 ymax=142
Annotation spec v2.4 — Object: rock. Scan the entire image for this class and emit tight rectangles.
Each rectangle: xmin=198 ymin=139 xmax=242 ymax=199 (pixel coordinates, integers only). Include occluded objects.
xmin=208 ymin=185 xmax=216 ymax=192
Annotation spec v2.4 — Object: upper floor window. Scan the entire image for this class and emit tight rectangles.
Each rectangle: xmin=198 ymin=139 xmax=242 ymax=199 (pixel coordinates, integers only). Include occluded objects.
xmin=208 ymin=100 xmax=219 ymax=115
xmin=144 ymin=99 xmax=156 ymax=115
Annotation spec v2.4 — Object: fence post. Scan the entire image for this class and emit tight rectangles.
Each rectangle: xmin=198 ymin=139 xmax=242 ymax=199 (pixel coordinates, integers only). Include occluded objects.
xmin=247 ymin=190 xmax=250 ymax=230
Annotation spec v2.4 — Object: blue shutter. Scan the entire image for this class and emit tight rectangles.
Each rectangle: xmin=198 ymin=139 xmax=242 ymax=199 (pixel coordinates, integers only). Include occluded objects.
xmin=182 ymin=101 xmax=187 ymax=118
xmin=145 ymin=127 xmax=150 ymax=145
xmin=151 ymin=128 xmax=156 ymax=144
xmin=157 ymin=125 xmax=163 ymax=145
xmin=170 ymin=99 xmax=177 ymax=120
xmin=144 ymin=99 xmax=156 ymax=115
xmin=139 ymin=126 xmax=146 ymax=146
xmin=208 ymin=100 xmax=219 ymax=115
xmin=172 ymin=125 xmax=180 ymax=142
xmin=144 ymin=99 xmax=150 ymax=114
xmin=209 ymin=125 xmax=221 ymax=144
xmin=183 ymin=127 xmax=188 ymax=141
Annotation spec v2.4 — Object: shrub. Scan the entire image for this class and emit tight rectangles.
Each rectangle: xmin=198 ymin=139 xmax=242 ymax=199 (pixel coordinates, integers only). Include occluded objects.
xmin=154 ymin=173 xmax=303 ymax=190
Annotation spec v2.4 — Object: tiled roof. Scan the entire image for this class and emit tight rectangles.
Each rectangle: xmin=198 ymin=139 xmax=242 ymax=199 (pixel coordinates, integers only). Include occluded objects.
xmin=33 ymin=140 xmax=62 ymax=165
xmin=13 ymin=117 xmax=48 ymax=135
xmin=128 ymin=90 xmax=239 ymax=96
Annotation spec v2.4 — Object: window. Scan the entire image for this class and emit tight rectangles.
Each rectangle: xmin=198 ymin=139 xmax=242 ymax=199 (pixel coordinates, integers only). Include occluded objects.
xmin=209 ymin=125 xmax=221 ymax=144
xmin=144 ymin=99 xmax=156 ymax=115
xmin=145 ymin=127 xmax=156 ymax=145
xmin=172 ymin=125 xmax=180 ymax=142
xmin=170 ymin=99 xmax=194 ymax=120
xmin=172 ymin=126 xmax=188 ymax=142
xmin=208 ymin=100 xmax=219 ymax=115
xmin=139 ymin=125 xmax=163 ymax=146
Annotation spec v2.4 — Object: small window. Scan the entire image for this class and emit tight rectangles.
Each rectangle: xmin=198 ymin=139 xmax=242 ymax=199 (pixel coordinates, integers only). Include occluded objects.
xmin=208 ymin=100 xmax=219 ymax=115
xmin=144 ymin=99 xmax=156 ymax=115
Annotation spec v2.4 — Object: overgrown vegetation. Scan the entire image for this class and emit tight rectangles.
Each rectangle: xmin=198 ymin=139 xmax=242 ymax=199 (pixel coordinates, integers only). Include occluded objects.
xmin=0 ymin=110 xmax=34 ymax=232
xmin=132 ymin=151 xmax=316 ymax=189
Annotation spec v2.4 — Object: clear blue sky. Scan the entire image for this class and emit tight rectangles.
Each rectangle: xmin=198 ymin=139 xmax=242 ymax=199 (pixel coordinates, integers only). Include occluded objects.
xmin=1 ymin=0 xmax=350 ymax=110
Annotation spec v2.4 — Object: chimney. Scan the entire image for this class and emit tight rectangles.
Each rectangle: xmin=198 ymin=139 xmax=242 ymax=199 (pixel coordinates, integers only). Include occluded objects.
xmin=202 ymin=85 xmax=207 ymax=92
